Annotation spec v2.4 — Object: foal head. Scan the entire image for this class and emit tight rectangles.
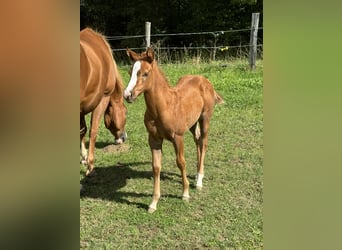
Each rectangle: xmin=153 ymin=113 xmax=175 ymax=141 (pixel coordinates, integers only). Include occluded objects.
xmin=124 ymin=48 xmax=155 ymax=103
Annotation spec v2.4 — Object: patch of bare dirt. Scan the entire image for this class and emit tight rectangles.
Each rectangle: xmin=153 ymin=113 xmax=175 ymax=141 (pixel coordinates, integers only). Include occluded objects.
xmin=102 ymin=143 xmax=130 ymax=153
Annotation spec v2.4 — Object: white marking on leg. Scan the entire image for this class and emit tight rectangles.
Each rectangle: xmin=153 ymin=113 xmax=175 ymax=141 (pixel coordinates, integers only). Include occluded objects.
xmin=196 ymin=173 xmax=204 ymax=188
xmin=148 ymin=201 xmax=158 ymax=213
xmin=124 ymin=61 xmax=141 ymax=98
xmin=195 ymin=123 xmax=201 ymax=140
xmin=80 ymin=141 xmax=87 ymax=161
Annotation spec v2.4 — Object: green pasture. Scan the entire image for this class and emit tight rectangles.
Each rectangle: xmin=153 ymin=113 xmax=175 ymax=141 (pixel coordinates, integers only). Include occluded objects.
xmin=80 ymin=60 xmax=263 ymax=249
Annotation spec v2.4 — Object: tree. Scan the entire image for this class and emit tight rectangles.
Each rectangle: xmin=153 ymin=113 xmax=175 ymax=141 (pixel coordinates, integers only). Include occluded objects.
xmin=81 ymin=0 xmax=263 ymax=61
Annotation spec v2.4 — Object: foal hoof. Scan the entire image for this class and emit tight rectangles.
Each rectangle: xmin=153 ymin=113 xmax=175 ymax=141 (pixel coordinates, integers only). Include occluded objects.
xmin=148 ymin=207 xmax=156 ymax=213
xmin=85 ymin=169 xmax=96 ymax=177
xmin=182 ymin=195 xmax=190 ymax=202
xmin=81 ymin=159 xmax=87 ymax=166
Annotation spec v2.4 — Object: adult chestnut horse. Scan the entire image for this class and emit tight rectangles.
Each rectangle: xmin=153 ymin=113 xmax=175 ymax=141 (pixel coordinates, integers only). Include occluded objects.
xmin=80 ymin=28 xmax=127 ymax=176
xmin=124 ymin=48 xmax=224 ymax=213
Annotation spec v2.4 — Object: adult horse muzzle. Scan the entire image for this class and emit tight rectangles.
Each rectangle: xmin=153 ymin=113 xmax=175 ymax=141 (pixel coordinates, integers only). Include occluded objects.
xmin=114 ymin=131 xmax=127 ymax=144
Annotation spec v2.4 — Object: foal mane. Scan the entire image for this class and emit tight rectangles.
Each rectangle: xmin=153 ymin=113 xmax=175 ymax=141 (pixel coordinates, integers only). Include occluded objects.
xmin=146 ymin=56 xmax=171 ymax=87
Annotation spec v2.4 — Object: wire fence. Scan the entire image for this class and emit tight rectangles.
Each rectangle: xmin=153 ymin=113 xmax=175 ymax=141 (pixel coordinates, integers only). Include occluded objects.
xmin=108 ymin=27 xmax=263 ymax=63
xmin=111 ymin=44 xmax=263 ymax=52
xmin=106 ymin=28 xmax=263 ymax=41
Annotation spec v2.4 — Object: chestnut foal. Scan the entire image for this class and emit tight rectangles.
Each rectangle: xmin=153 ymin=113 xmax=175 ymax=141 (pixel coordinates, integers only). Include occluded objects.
xmin=124 ymin=48 xmax=223 ymax=213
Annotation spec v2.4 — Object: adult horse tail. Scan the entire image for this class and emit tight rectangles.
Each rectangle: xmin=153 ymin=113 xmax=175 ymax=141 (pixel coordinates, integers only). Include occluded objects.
xmin=214 ymin=91 xmax=224 ymax=105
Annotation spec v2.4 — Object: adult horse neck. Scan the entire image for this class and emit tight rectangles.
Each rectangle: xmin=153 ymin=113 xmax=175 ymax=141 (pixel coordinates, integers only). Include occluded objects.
xmin=80 ymin=28 xmax=127 ymax=176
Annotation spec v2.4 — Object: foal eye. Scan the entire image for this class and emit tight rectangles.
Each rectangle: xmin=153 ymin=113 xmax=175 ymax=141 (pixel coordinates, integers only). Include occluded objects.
xmin=142 ymin=72 xmax=148 ymax=77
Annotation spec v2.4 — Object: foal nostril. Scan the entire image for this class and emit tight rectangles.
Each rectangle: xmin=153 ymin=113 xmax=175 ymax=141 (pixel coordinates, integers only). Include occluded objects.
xmin=124 ymin=91 xmax=134 ymax=103
xmin=124 ymin=90 xmax=131 ymax=99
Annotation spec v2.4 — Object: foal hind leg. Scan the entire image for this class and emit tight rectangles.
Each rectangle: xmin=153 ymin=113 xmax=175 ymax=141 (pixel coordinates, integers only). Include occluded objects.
xmin=173 ymin=135 xmax=190 ymax=201
xmin=80 ymin=114 xmax=88 ymax=165
xmin=190 ymin=123 xmax=203 ymax=189
xmin=195 ymin=113 xmax=213 ymax=189
xmin=86 ymin=96 xmax=110 ymax=176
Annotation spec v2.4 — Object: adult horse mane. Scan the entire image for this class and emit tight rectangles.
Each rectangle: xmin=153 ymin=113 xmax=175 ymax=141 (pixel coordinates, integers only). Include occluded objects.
xmin=80 ymin=28 xmax=127 ymax=176
xmin=124 ymin=47 xmax=224 ymax=213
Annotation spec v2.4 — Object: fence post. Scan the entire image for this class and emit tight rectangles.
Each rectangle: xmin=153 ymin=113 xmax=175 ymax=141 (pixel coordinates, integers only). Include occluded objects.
xmin=145 ymin=21 xmax=151 ymax=49
xmin=249 ymin=13 xmax=259 ymax=70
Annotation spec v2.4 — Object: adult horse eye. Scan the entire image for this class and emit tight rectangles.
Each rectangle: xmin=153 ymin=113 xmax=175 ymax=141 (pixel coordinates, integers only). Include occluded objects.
xmin=142 ymin=72 xmax=148 ymax=77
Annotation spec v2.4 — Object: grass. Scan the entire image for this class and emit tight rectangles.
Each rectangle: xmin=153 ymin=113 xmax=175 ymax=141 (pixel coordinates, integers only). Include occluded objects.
xmin=80 ymin=59 xmax=263 ymax=249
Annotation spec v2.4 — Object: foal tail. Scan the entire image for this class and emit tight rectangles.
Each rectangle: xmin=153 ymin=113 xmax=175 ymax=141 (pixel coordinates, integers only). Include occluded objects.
xmin=214 ymin=91 xmax=224 ymax=105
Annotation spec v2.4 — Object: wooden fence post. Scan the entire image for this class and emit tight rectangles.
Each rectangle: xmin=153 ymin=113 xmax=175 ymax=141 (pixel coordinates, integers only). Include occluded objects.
xmin=249 ymin=13 xmax=259 ymax=70
xmin=145 ymin=21 xmax=151 ymax=49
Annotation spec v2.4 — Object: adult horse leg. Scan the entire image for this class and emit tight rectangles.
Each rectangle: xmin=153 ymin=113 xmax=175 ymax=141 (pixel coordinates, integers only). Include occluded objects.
xmin=173 ymin=135 xmax=190 ymax=201
xmin=86 ymin=96 xmax=110 ymax=176
xmin=148 ymin=134 xmax=163 ymax=213
xmin=80 ymin=114 xmax=87 ymax=164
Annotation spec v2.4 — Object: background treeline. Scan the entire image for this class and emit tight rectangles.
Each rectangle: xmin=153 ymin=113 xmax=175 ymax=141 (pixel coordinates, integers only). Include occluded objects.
xmin=81 ymin=0 xmax=263 ymax=62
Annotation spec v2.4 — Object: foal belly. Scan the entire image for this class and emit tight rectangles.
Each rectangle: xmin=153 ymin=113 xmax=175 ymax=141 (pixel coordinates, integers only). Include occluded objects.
xmin=144 ymin=105 xmax=201 ymax=140
xmin=145 ymin=116 xmax=194 ymax=142
xmin=144 ymin=119 xmax=175 ymax=140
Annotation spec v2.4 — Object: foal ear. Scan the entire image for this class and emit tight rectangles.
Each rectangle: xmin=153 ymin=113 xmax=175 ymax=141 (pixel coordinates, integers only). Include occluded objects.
xmin=126 ymin=48 xmax=140 ymax=61
xmin=145 ymin=47 xmax=154 ymax=63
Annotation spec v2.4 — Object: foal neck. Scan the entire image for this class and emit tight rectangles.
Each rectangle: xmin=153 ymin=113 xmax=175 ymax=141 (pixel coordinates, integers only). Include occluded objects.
xmin=153 ymin=62 xmax=170 ymax=88
xmin=144 ymin=62 xmax=172 ymax=114
xmin=147 ymin=62 xmax=172 ymax=93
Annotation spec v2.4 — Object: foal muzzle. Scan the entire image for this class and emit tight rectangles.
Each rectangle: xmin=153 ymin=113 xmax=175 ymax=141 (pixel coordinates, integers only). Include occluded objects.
xmin=124 ymin=90 xmax=135 ymax=103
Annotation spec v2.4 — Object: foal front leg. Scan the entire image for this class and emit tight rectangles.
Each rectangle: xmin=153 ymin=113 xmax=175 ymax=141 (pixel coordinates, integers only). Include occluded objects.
xmin=148 ymin=135 xmax=163 ymax=213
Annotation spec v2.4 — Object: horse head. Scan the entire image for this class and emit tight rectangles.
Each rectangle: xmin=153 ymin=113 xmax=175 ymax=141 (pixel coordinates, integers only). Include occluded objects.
xmin=124 ymin=48 xmax=155 ymax=103
xmin=104 ymin=96 xmax=127 ymax=144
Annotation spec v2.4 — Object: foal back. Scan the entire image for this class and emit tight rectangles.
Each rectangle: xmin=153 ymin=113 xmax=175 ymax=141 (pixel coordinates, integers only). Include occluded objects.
xmin=172 ymin=75 xmax=221 ymax=129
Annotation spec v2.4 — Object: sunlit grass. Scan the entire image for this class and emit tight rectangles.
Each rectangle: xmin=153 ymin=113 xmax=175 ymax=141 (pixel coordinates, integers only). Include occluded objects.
xmin=80 ymin=59 xmax=263 ymax=249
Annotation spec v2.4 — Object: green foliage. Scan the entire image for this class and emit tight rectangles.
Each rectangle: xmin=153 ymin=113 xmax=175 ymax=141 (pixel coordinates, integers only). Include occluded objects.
xmin=80 ymin=60 xmax=263 ymax=249
xmin=81 ymin=0 xmax=263 ymax=61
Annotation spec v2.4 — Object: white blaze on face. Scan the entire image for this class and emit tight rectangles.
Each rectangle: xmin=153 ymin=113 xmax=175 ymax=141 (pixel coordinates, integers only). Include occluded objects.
xmin=124 ymin=61 xmax=141 ymax=98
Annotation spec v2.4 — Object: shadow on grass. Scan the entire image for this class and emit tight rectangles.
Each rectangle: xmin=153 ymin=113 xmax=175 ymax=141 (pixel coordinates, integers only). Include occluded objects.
xmin=94 ymin=141 xmax=113 ymax=149
xmin=80 ymin=161 xmax=181 ymax=210
xmin=84 ymin=140 xmax=118 ymax=149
